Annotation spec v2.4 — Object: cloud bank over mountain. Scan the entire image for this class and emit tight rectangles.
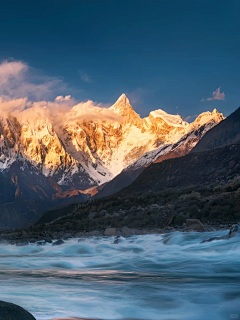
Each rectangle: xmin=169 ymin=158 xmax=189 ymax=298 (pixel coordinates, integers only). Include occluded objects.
xmin=0 ymin=60 xmax=122 ymax=125
xmin=0 ymin=60 xmax=68 ymax=101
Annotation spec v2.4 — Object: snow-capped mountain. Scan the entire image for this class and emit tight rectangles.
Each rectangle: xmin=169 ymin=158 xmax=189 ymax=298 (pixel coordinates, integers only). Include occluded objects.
xmin=126 ymin=109 xmax=223 ymax=170
xmin=93 ymin=111 xmax=224 ymax=200
xmin=0 ymin=94 xmax=224 ymax=190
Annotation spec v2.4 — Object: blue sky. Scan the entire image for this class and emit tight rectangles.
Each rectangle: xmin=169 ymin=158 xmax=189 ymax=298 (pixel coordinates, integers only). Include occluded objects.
xmin=0 ymin=0 xmax=239 ymax=119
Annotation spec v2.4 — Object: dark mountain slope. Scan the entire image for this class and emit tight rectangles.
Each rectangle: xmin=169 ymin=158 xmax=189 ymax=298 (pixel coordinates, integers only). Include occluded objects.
xmin=0 ymin=199 xmax=54 ymax=230
xmin=119 ymin=144 xmax=240 ymax=197
xmin=0 ymin=159 xmax=56 ymax=229
xmin=36 ymin=203 xmax=79 ymax=226
xmin=38 ymin=168 xmax=144 ymax=224
xmin=0 ymin=159 xmax=57 ymax=205
xmin=192 ymin=107 xmax=240 ymax=153
xmin=7 ymin=160 xmax=57 ymax=202
xmin=93 ymin=168 xmax=144 ymax=199
xmin=0 ymin=159 xmax=84 ymax=229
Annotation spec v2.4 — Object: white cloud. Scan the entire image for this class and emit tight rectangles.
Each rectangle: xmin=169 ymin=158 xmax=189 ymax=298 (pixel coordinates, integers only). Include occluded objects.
xmin=0 ymin=96 xmax=122 ymax=131
xmin=0 ymin=60 xmax=68 ymax=100
xmin=201 ymin=87 xmax=225 ymax=102
xmin=0 ymin=61 xmax=27 ymax=86
xmin=0 ymin=97 xmax=30 ymax=113
xmin=78 ymin=70 xmax=92 ymax=83
xmin=0 ymin=60 xmax=122 ymax=127
xmin=55 ymin=95 xmax=72 ymax=102
xmin=68 ymin=100 xmax=122 ymax=122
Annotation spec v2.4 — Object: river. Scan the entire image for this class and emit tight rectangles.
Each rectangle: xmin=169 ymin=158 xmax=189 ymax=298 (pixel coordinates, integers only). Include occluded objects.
xmin=0 ymin=230 xmax=239 ymax=320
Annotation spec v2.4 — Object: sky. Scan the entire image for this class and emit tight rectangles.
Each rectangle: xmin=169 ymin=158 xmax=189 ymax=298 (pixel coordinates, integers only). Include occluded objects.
xmin=0 ymin=0 xmax=239 ymax=120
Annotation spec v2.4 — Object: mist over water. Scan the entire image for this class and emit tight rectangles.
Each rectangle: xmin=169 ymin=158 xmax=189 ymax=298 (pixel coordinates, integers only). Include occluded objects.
xmin=0 ymin=231 xmax=239 ymax=320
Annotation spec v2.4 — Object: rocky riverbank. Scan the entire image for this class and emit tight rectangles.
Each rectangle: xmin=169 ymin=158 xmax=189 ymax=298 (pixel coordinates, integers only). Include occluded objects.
xmin=0 ymin=220 xmax=237 ymax=246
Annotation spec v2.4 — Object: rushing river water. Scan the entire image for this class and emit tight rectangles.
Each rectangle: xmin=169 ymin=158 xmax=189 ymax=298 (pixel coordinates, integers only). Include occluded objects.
xmin=0 ymin=231 xmax=239 ymax=320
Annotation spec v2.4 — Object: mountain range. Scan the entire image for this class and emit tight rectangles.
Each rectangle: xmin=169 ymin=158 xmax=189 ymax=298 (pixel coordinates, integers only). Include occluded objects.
xmin=0 ymin=94 xmax=224 ymax=228
xmin=0 ymin=94 xmax=224 ymax=189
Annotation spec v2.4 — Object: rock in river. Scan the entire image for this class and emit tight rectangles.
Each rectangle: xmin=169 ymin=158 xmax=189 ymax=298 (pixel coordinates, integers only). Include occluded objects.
xmin=0 ymin=300 xmax=36 ymax=320
xmin=201 ymin=224 xmax=240 ymax=243
xmin=52 ymin=239 xmax=65 ymax=246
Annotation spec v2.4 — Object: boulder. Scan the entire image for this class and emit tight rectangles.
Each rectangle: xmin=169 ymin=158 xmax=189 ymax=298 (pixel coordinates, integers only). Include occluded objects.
xmin=0 ymin=300 xmax=36 ymax=320
xmin=229 ymin=224 xmax=240 ymax=237
xmin=52 ymin=239 xmax=65 ymax=246
xmin=186 ymin=219 xmax=204 ymax=231
xmin=104 ymin=228 xmax=117 ymax=236
xmin=113 ymin=236 xmax=126 ymax=244
xmin=121 ymin=226 xmax=136 ymax=237
xmin=113 ymin=236 xmax=121 ymax=244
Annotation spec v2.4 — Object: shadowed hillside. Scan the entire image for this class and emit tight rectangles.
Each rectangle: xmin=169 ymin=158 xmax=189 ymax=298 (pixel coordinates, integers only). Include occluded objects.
xmin=93 ymin=168 xmax=144 ymax=199
xmin=0 ymin=159 xmax=84 ymax=229
xmin=119 ymin=144 xmax=240 ymax=197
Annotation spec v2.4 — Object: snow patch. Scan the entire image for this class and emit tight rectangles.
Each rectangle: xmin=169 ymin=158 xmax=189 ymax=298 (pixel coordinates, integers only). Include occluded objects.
xmin=150 ymin=109 xmax=188 ymax=127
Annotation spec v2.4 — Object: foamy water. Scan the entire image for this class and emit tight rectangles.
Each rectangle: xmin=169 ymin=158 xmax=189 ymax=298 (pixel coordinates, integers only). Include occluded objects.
xmin=0 ymin=231 xmax=239 ymax=320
